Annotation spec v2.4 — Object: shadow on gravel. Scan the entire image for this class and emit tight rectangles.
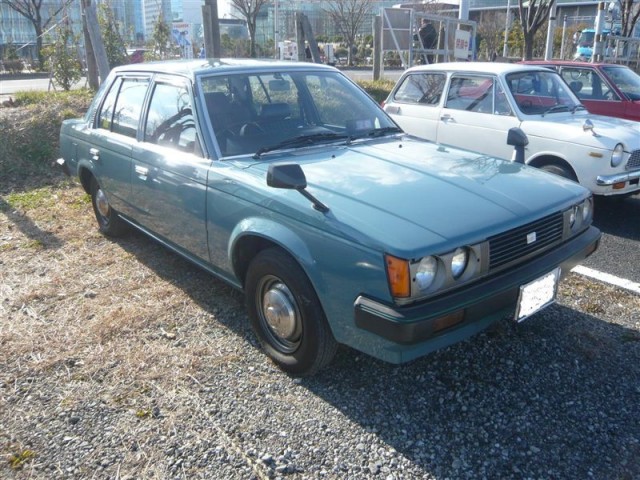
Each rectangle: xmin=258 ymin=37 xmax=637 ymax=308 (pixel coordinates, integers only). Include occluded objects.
xmin=0 ymin=196 xmax=63 ymax=249
xmin=110 ymin=230 xmax=640 ymax=479
xmin=594 ymin=193 xmax=640 ymax=241
xmin=305 ymin=305 xmax=640 ymax=479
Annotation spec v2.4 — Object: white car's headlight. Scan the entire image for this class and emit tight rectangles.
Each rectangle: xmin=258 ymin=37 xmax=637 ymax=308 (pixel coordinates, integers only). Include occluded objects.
xmin=611 ymin=143 xmax=624 ymax=168
xmin=416 ymin=256 xmax=438 ymax=291
xmin=451 ymin=247 xmax=469 ymax=279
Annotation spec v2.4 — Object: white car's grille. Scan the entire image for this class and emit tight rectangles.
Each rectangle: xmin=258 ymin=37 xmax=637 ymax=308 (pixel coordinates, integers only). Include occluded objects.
xmin=488 ymin=212 xmax=564 ymax=271
xmin=627 ymin=150 xmax=640 ymax=170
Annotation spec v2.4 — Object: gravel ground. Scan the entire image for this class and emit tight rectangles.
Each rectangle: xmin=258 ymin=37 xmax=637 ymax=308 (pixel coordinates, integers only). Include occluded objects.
xmin=1 ymin=180 xmax=639 ymax=479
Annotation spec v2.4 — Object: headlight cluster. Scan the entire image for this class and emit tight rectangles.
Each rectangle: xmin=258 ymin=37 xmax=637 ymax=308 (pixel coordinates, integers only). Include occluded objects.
xmin=566 ymin=196 xmax=594 ymax=234
xmin=386 ymin=245 xmax=482 ymax=304
xmin=610 ymin=143 xmax=625 ymax=168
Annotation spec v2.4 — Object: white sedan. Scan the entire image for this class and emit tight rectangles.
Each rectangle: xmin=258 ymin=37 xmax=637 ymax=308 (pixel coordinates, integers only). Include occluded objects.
xmin=383 ymin=62 xmax=640 ymax=197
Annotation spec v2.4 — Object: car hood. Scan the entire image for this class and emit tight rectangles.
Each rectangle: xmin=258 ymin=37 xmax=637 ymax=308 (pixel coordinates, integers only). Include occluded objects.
xmin=522 ymin=111 xmax=640 ymax=150
xmin=236 ymin=137 xmax=588 ymax=257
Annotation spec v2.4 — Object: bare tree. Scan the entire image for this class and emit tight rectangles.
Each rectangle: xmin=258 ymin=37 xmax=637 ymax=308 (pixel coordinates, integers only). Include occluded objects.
xmin=614 ymin=0 xmax=640 ymax=37
xmin=518 ymin=0 xmax=555 ymax=60
xmin=324 ymin=0 xmax=375 ymax=66
xmin=477 ymin=11 xmax=507 ymax=60
xmin=1 ymin=0 xmax=70 ymax=70
xmin=229 ymin=0 xmax=270 ymax=58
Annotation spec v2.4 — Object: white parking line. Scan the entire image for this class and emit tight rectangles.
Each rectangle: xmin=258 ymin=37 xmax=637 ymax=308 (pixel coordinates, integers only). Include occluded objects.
xmin=571 ymin=265 xmax=640 ymax=295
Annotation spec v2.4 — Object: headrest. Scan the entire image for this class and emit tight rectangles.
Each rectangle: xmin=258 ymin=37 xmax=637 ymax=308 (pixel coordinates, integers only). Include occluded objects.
xmin=260 ymin=102 xmax=291 ymax=120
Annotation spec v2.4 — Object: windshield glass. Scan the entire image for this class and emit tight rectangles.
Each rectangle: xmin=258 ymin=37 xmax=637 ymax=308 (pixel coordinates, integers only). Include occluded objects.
xmin=198 ymin=70 xmax=396 ymax=157
xmin=505 ymin=70 xmax=581 ymax=115
xmin=602 ymin=66 xmax=640 ymax=101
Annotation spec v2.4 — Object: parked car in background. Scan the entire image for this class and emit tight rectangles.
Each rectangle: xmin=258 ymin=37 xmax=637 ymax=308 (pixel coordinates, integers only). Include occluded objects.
xmin=522 ymin=60 xmax=640 ymax=122
xmin=58 ymin=59 xmax=600 ymax=375
xmin=384 ymin=62 xmax=640 ymax=197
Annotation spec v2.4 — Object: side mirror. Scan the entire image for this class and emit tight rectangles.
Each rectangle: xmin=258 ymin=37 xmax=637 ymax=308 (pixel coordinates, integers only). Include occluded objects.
xmin=267 ymin=163 xmax=307 ymax=189
xmin=507 ymin=127 xmax=528 ymax=164
xmin=267 ymin=163 xmax=329 ymax=213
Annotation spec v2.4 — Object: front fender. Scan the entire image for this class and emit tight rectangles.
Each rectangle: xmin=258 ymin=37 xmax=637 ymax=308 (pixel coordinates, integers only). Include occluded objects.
xmin=228 ymin=216 xmax=316 ymax=282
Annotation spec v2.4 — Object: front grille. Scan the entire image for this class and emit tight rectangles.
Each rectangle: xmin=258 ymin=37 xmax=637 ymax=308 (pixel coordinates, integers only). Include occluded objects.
xmin=627 ymin=150 xmax=640 ymax=170
xmin=488 ymin=212 xmax=564 ymax=271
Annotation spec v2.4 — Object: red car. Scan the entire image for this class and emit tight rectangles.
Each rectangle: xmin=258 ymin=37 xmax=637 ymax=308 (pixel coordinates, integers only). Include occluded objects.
xmin=522 ymin=61 xmax=640 ymax=121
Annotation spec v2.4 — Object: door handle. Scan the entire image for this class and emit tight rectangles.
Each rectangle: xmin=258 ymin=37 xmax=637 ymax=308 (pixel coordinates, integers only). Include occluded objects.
xmin=89 ymin=148 xmax=100 ymax=162
xmin=440 ymin=114 xmax=453 ymax=121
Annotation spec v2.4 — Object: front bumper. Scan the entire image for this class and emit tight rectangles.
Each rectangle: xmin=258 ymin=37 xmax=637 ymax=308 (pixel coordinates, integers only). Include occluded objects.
xmin=354 ymin=225 xmax=600 ymax=346
xmin=596 ymin=169 xmax=640 ymax=193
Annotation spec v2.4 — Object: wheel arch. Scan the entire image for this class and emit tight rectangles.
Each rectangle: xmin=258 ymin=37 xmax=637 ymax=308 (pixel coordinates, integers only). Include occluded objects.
xmin=229 ymin=219 xmax=316 ymax=289
xmin=78 ymin=164 xmax=95 ymax=194
xmin=526 ymin=154 xmax=579 ymax=182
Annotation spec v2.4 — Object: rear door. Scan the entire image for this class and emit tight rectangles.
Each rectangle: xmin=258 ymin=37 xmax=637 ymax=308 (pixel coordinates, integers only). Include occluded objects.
xmin=88 ymin=75 xmax=150 ymax=216
xmin=558 ymin=66 xmax=624 ymax=118
xmin=436 ymin=73 xmax=519 ymax=160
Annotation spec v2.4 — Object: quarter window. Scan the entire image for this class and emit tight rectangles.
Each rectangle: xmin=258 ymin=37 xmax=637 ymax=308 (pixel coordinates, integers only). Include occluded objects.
xmin=393 ymin=73 xmax=445 ymax=105
xmin=97 ymin=78 xmax=122 ymax=130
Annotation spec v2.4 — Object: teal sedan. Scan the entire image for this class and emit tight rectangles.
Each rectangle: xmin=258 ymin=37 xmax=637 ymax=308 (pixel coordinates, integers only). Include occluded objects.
xmin=58 ymin=59 xmax=600 ymax=375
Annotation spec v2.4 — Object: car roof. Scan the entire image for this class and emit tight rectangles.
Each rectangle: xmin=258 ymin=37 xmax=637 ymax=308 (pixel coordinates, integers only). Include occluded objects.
xmin=521 ymin=60 xmax=628 ymax=68
xmin=110 ymin=58 xmax=338 ymax=79
xmin=404 ymin=62 xmax=552 ymax=76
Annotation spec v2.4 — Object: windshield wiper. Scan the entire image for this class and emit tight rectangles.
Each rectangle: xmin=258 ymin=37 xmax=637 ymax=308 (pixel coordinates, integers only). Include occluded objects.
xmin=571 ymin=104 xmax=587 ymax=113
xmin=253 ymin=132 xmax=350 ymax=159
xmin=542 ymin=104 xmax=570 ymax=116
xmin=365 ymin=126 xmax=403 ymax=138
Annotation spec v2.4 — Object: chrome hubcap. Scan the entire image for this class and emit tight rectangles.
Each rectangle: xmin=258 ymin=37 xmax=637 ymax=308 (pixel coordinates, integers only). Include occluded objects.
xmin=259 ymin=277 xmax=301 ymax=352
xmin=95 ymin=188 xmax=110 ymax=218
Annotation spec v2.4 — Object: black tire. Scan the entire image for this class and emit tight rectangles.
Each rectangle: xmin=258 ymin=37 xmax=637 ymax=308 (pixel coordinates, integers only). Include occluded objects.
xmin=90 ymin=177 xmax=127 ymax=237
xmin=539 ymin=163 xmax=578 ymax=182
xmin=245 ymin=248 xmax=338 ymax=376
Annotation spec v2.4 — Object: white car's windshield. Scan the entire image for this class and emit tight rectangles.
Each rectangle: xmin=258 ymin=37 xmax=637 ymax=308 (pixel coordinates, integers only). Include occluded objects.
xmin=198 ymin=71 xmax=396 ymax=157
xmin=506 ymin=70 xmax=581 ymax=115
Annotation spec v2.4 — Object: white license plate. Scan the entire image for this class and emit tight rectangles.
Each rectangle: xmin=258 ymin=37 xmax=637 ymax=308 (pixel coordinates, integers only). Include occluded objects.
xmin=515 ymin=268 xmax=560 ymax=322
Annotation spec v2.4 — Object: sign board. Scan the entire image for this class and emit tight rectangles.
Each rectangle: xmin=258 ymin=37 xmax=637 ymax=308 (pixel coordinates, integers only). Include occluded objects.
xmin=172 ymin=22 xmax=193 ymax=59
xmin=382 ymin=8 xmax=412 ymax=50
xmin=454 ymin=29 xmax=471 ymax=59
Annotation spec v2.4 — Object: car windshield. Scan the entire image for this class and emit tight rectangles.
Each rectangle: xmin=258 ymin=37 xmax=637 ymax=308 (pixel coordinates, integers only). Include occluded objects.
xmin=602 ymin=66 xmax=640 ymax=101
xmin=198 ymin=70 xmax=397 ymax=157
xmin=505 ymin=70 xmax=581 ymax=115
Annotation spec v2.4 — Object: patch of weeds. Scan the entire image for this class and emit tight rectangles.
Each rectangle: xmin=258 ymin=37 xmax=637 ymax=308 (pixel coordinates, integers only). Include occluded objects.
xmin=5 ymin=188 xmax=53 ymax=210
xmin=67 ymin=193 xmax=91 ymax=210
xmin=8 ymin=449 xmax=36 ymax=470
xmin=22 ymin=239 xmax=45 ymax=250
xmin=135 ymin=409 xmax=151 ymax=419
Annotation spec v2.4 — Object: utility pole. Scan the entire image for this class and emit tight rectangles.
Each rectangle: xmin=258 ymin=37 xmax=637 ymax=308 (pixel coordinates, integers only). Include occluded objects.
xmin=81 ymin=0 xmax=110 ymax=84
xmin=202 ymin=0 xmax=221 ymax=57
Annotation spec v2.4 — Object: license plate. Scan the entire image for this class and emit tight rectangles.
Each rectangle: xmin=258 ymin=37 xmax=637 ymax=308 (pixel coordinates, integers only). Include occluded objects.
xmin=514 ymin=268 xmax=560 ymax=322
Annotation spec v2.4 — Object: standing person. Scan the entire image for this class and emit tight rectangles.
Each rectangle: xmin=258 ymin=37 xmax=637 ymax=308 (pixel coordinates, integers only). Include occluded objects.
xmin=418 ymin=18 xmax=437 ymax=64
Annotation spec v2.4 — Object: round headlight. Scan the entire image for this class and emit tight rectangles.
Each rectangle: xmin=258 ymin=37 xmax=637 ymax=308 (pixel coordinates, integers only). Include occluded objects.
xmin=569 ymin=207 xmax=577 ymax=228
xmin=416 ymin=256 xmax=438 ymax=291
xmin=451 ymin=247 xmax=469 ymax=279
xmin=582 ymin=197 xmax=593 ymax=222
xmin=611 ymin=143 xmax=624 ymax=168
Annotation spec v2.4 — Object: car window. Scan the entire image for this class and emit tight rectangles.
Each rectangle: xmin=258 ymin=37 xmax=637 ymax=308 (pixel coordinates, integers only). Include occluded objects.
xmin=145 ymin=82 xmax=197 ymax=153
xmin=560 ymin=67 xmax=619 ymax=101
xmin=200 ymin=71 xmax=394 ymax=157
xmin=392 ymin=73 xmax=446 ymax=105
xmin=97 ymin=78 xmax=122 ymax=130
xmin=602 ymin=66 xmax=640 ymax=100
xmin=445 ymin=75 xmax=494 ymax=113
xmin=111 ymin=77 xmax=149 ymax=138
xmin=506 ymin=71 xmax=578 ymax=115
